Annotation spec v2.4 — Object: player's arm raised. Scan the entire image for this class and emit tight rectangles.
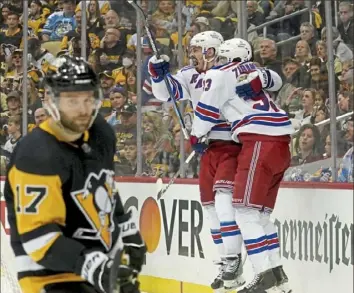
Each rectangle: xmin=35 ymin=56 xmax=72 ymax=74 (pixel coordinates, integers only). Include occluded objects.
xmin=148 ymin=55 xmax=192 ymax=102
xmin=236 ymin=67 xmax=283 ymax=99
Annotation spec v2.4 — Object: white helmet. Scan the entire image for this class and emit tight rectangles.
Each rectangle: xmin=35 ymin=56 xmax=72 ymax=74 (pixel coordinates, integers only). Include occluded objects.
xmin=218 ymin=38 xmax=253 ymax=63
xmin=189 ymin=31 xmax=224 ymax=55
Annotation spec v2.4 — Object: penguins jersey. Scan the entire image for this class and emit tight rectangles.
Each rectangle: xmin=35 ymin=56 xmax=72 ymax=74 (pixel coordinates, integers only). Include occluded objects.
xmin=4 ymin=115 xmax=123 ymax=293
xmin=150 ymin=65 xmax=232 ymax=140
xmin=192 ymin=62 xmax=294 ymax=142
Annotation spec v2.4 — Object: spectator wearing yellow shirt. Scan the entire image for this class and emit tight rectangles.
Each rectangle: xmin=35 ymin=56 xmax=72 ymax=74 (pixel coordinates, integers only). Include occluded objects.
xmin=27 ymin=0 xmax=46 ymax=36
xmin=112 ymin=50 xmax=136 ymax=85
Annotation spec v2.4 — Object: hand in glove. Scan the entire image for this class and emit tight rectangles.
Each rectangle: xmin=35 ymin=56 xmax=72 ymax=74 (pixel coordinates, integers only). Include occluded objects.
xmin=190 ymin=135 xmax=208 ymax=154
xmin=148 ymin=55 xmax=170 ymax=82
xmin=76 ymin=249 xmax=121 ymax=293
xmin=118 ymin=211 xmax=146 ymax=274
xmin=235 ymin=71 xmax=262 ymax=99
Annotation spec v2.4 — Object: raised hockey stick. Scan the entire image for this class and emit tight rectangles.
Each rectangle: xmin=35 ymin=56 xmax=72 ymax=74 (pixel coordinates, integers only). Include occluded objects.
xmin=156 ymin=150 xmax=196 ymax=200
xmin=127 ymin=0 xmax=189 ymax=140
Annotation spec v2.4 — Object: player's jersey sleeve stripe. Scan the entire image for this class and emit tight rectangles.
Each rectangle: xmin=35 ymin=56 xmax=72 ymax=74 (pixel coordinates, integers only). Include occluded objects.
xmin=23 ymin=231 xmax=61 ymax=255
xmin=16 ymin=255 xmax=46 ymax=273
xmin=20 ymin=223 xmax=63 ymax=242
xmin=28 ymin=233 xmax=61 ymax=262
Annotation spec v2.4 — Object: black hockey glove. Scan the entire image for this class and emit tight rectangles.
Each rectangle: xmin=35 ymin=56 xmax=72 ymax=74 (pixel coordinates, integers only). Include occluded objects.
xmin=76 ymin=249 xmax=123 ymax=293
xmin=118 ymin=211 xmax=146 ymax=273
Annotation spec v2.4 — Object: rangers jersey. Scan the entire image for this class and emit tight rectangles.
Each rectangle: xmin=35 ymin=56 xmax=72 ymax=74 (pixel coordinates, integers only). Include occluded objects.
xmin=192 ymin=62 xmax=294 ymax=142
xmin=4 ymin=115 xmax=123 ymax=293
xmin=151 ymin=65 xmax=232 ymax=140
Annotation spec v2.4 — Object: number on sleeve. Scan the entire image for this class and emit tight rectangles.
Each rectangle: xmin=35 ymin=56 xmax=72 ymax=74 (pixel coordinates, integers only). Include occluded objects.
xmin=16 ymin=185 xmax=48 ymax=214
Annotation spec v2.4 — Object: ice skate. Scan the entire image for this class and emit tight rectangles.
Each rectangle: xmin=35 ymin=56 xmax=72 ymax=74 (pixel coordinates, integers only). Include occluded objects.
xmin=222 ymin=254 xmax=246 ymax=290
xmin=238 ymin=269 xmax=282 ymax=293
xmin=211 ymin=260 xmax=226 ymax=293
xmin=272 ymin=266 xmax=292 ymax=293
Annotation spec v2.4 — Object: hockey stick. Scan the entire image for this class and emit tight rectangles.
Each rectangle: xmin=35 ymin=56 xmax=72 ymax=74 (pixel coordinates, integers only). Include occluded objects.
xmin=156 ymin=150 xmax=196 ymax=200
xmin=127 ymin=0 xmax=189 ymax=140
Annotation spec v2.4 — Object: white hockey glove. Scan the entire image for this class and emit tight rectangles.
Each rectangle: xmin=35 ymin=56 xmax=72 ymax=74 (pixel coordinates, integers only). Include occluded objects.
xmin=148 ymin=55 xmax=170 ymax=82
xmin=76 ymin=250 xmax=122 ymax=293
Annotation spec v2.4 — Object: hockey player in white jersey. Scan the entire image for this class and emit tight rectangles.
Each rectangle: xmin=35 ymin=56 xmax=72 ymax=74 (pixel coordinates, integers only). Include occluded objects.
xmin=192 ymin=38 xmax=293 ymax=293
xmin=148 ymin=32 xmax=284 ymax=293
xmin=149 ymin=31 xmax=246 ymax=292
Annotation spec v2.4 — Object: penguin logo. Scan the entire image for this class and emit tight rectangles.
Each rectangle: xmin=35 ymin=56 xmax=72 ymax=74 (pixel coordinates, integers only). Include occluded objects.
xmin=71 ymin=169 xmax=116 ymax=250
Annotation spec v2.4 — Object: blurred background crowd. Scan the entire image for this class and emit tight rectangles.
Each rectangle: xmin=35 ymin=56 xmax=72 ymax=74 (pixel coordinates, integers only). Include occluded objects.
xmin=0 ymin=0 xmax=353 ymax=182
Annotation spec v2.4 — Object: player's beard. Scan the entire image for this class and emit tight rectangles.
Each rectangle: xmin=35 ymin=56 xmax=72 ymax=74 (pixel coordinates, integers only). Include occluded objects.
xmin=59 ymin=110 xmax=92 ymax=134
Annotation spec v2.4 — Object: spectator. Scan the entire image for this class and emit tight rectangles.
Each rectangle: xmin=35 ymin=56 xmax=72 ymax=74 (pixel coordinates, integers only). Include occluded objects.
xmin=115 ymin=138 xmax=137 ymax=176
xmin=106 ymin=85 xmax=128 ymax=126
xmin=0 ymin=11 xmax=22 ymax=48
xmin=112 ymin=49 xmax=136 ymax=85
xmin=247 ymin=0 xmax=265 ymax=29
xmin=34 ymin=107 xmax=48 ymax=126
xmin=291 ymin=88 xmax=317 ymax=130
xmin=294 ymin=39 xmax=312 ymax=66
xmin=338 ymin=91 xmax=353 ymax=114
xmin=98 ymin=70 xmax=115 ymax=98
xmin=321 ymin=26 xmax=353 ymax=63
xmin=41 ymin=0 xmax=76 ymax=41
xmin=300 ymin=22 xmax=317 ymax=56
xmin=258 ymin=38 xmax=284 ymax=78
xmin=27 ymin=0 xmax=46 ymax=36
xmin=5 ymin=49 xmax=23 ymax=78
xmin=337 ymin=1 xmax=354 ymax=50
xmin=28 ymin=37 xmax=56 ymax=72
xmin=338 ymin=115 xmax=353 ymax=182
xmin=114 ymin=101 xmax=137 ymax=151
xmin=60 ymin=9 xmax=100 ymax=52
xmin=98 ymin=27 xmax=126 ymax=71
xmin=0 ymin=5 xmax=11 ymax=31
xmin=340 ymin=59 xmax=353 ymax=91
xmin=316 ymin=40 xmax=342 ymax=79
xmin=151 ymin=0 xmax=177 ymax=35
xmin=3 ymin=114 xmax=21 ymax=154
xmin=4 ymin=90 xmax=21 ymax=118
xmin=291 ymin=124 xmax=323 ymax=166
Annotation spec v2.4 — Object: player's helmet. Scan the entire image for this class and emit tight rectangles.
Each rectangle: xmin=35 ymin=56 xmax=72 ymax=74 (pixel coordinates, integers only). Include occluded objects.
xmin=217 ymin=38 xmax=253 ymax=64
xmin=189 ymin=31 xmax=224 ymax=55
xmin=44 ymin=55 xmax=102 ymax=127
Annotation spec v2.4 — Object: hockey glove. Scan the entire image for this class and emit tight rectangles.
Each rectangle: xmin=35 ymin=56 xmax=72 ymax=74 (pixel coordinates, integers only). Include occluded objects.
xmin=235 ymin=71 xmax=262 ymax=99
xmin=190 ymin=135 xmax=208 ymax=154
xmin=148 ymin=55 xmax=170 ymax=82
xmin=76 ymin=250 xmax=121 ymax=293
xmin=118 ymin=211 xmax=146 ymax=273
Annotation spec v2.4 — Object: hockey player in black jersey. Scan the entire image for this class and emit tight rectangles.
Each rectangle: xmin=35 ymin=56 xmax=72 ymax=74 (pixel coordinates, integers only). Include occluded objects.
xmin=4 ymin=56 xmax=146 ymax=293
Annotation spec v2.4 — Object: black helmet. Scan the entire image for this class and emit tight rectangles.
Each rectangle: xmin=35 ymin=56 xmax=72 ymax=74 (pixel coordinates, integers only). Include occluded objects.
xmin=44 ymin=55 xmax=100 ymax=95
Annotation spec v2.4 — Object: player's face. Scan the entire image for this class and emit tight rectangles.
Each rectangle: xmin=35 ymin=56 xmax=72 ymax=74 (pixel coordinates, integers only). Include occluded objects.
xmin=58 ymin=91 xmax=97 ymax=133
xmin=189 ymin=46 xmax=215 ymax=72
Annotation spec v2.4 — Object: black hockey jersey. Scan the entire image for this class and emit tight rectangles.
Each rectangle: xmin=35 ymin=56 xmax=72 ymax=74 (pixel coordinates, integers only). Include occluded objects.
xmin=4 ymin=115 xmax=122 ymax=293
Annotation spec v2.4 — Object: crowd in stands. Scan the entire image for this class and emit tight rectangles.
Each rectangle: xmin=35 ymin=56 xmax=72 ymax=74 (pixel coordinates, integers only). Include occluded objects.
xmin=0 ymin=0 xmax=353 ymax=182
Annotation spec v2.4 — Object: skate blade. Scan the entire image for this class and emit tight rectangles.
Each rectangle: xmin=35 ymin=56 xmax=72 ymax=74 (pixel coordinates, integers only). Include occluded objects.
xmin=277 ymin=283 xmax=292 ymax=293
xmin=224 ymin=276 xmax=246 ymax=290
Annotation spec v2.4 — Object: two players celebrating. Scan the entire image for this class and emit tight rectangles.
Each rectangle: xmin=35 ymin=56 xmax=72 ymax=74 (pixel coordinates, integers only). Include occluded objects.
xmin=149 ymin=32 xmax=294 ymax=293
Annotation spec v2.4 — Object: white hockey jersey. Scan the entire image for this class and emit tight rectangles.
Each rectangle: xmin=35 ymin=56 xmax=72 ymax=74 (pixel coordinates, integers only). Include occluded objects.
xmin=150 ymin=65 xmax=232 ymax=140
xmin=192 ymin=62 xmax=295 ymax=142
